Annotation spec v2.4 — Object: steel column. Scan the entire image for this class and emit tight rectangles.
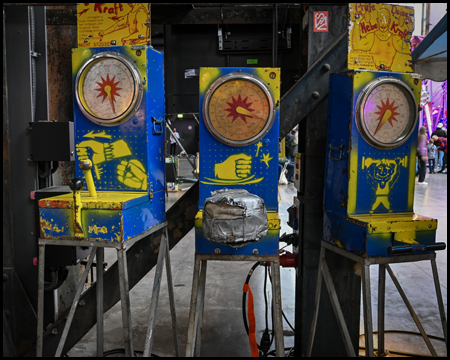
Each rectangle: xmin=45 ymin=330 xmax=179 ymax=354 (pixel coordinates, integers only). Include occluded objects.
xmin=430 ymin=257 xmax=447 ymax=348
xmin=361 ymin=264 xmax=374 ymax=357
xmin=96 ymin=247 xmax=104 ymax=357
xmin=164 ymin=227 xmax=181 ymax=357
xmin=117 ymin=246 xmax=134 ymax=357
xmin=143 ymin=229 xmax=168 ymax=357
xmin=378 ymin=265 xmax=386 ymax=356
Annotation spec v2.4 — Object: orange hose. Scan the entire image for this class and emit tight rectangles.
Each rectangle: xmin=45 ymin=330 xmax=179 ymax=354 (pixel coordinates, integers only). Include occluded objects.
xmin=243 ymin=283 xmax=259 ymax=357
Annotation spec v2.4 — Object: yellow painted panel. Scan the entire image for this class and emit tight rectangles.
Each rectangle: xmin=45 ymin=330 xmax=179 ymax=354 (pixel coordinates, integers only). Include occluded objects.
xmin=77 ymin=3 xmax=149 ymax=48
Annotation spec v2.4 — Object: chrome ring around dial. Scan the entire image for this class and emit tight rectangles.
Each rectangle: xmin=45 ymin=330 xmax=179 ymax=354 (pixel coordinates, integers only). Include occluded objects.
xmin=355 ymin=77 xmax=418 ymax=150
xmin=203 ymin=73 xmax=276 ymax=147
xmin=75 ymin=51 xmax=143 ymax=126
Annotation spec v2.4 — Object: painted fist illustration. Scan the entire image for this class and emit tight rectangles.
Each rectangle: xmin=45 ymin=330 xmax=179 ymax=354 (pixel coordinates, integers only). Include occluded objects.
xmin=76 ymin=140 xmax=106 ymax=165
xmin=214 ymin=154 xmax=252 ymax=180
xmin=117 ymin=159 xmax=148 ymax=190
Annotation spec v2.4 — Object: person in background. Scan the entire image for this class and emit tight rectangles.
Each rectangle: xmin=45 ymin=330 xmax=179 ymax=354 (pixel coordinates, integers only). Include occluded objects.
xmin=427 ymin=139 xmax=437 ymax=174
xmin=431 ymin=123 xmax=447 ymax=171
xmin=432 ymin=135 xmax=447 ymax=174
xmin=285 ymin=131 xmax=294 ymax=161
xmin=170 ymin=128 xmax=180 ymax=156
xmin=278 ymin=157 xmax=295 ymax=184
xmin=416 ymin=126 xmax=428 ymax=185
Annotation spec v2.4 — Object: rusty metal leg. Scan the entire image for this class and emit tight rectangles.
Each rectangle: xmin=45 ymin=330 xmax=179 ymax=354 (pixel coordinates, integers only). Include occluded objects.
xmin=321 ymin=256 xmax=356 ymax=357
xmin=36 ymin=243 xmax=46 ymax=357
xmin=117 ymin=246 xmax=134 ymax=357
xmin=430 ymin=257 xmax=447 ymax=349
xmin=377 ymin=264 xmax=386 ymax=357
xmin=271 ymin=259 xmax=285 ymax=357
xmin=386 ymin=264 xmax=437 ymax=356
xmin=55 ymin=247 xmax=97 ymax=357
xmin=96 ymin=247 xmax=104 ymax=357
xmin=306 ymin=245 xmax=325 ymax=357
xmin=164 ymin=227 xmax=181 ymax=357
xmin=143 ymin=231 xmax=167 ymax=357
xmin=194 ymin=260 xmax=207 ymax=357
xmin=361 ymin=263 xmax=374 ymax=357
xmin=186 ymin=257 xmax=201 ymax=356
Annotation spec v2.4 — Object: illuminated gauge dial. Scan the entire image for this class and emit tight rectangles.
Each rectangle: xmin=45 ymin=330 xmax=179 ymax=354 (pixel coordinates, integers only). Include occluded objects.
xmin=356 ymin=77 xmax=418 ymax=149
xmin=203 ymin=73 xmax=276 ymax=146
xmin=75 ymin=52 xmax=143 ymax=126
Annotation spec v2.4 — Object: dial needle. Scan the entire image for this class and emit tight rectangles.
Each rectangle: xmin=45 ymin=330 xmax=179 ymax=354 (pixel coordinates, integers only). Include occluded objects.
xmin=104 ymin=85 xmax=115 ymax=113
xmin=236 ymin=106 xmax=264 ymax=121
xmin=375 ymin=109 xmax=392 ymax=135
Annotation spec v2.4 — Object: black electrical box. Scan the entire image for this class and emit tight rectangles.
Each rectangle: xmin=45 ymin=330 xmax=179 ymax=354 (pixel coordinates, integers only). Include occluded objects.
xmin=30 ymin=121 xmax=75 ymax=161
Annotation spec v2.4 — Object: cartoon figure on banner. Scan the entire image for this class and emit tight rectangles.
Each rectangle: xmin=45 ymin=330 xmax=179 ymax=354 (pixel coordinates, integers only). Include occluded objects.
xmin=98 ymin=3 xmax=149 ymax=45
xmin=362 ymin=156 xmax=408 ymax=213
xmin=77 ymin=3 xmax=149 ymax=47
xmin=349 ymin=4 xmax=414 ymax=71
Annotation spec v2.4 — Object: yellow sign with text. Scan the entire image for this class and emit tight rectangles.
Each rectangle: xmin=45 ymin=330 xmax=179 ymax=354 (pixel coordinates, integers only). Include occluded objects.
xmin=77 ymin=3 xmax=149 ymax=48
xmin=348 ymin=3 xmax=414 ymax=72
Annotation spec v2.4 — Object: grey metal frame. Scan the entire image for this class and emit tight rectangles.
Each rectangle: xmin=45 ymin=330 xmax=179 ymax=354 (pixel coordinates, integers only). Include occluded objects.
xmin=307 ymin=241 xmax=447 ymax=357
xmin=36 ymin=221 xmax=180 ymax=357
xmin=185 ymin=254 xmax=285 ymax=357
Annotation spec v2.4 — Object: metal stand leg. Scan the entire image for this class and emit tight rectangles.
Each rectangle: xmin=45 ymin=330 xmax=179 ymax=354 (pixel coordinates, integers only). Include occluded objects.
xmin=271 ymin=259 xmax=285 ymax=357
xmin=386 ymin=264 xmax=437 ymax=356
xmin=36 ymin=243 xmax=46 ymax=357
xmin=430 ymin=257 xmax=447 ymax=348
xmin=307 ymin=246 xmax=325 ymax=357
xmin=377 ymin=264 xmax=386 ymax=357
xmin=117 ymin=246 xmax=134 ymax=357
xmin=362 ymin=264 xmax=374 ymax=357
xmin=194 ymin=260 xmax=207 ymax=357
xmin=143 ymin=231 xmax=168 ymax=357
xmin=55 ymin=247 xmax=97 ymax=357
xmin=96 ymin=247 xmax=104 ymax=357
xmin=186 ymin=257 xmax=201 ymax=356
xmin=322 ymin=257 xmax=356 ymax=357
xmin=164 ymin=227 xmax=181 ymax=357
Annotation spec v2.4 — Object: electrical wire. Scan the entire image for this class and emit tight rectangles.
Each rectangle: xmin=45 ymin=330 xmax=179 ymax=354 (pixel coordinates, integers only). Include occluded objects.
xmin=263 ymin=264 xmax=269 ymax=331
xmin=267 ymin=267 xmax=295 ymax=332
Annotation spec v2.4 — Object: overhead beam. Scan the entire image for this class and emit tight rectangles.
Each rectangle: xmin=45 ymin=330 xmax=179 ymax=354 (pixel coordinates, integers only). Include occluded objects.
xmin=279 ymin=32 xmax=347 ymax=138
xmin=45 ymin=5 xmax=302 ymax=26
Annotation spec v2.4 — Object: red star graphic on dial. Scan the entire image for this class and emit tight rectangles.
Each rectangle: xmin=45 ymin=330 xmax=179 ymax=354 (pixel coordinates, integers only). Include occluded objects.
xmin=95 ymin=74 xmax=122 ymax=113
xmin=373 ymin=98 xmax=400 ymax=135
xmin=225 ymin=94 xmax=255 ymax=123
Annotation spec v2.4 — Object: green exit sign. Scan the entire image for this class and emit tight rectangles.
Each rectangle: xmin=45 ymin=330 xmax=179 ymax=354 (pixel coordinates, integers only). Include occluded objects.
xmin=247 ymin=59 xmax=258 ymax=65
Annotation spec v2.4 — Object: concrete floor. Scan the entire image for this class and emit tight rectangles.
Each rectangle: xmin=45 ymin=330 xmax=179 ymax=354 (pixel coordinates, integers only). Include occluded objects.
xmin=67 ymin=160 xmax=447 ymax=357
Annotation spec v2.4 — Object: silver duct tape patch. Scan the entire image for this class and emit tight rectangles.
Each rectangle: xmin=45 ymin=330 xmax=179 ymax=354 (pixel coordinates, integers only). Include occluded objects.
xmin=203 ymin=189 xmax=268 ymax=248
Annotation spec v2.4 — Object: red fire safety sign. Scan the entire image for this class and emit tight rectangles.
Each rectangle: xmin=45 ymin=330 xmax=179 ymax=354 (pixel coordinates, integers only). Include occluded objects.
xmin=314 ymin=11 xmax=329 ymax=32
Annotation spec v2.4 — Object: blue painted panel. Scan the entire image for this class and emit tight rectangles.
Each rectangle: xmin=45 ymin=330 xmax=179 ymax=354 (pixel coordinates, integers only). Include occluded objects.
xmin=324 ymin=73 xmax=353 ymax=216
xmin=196 ymin=227 xmax=279 ymax=256
xmin=73 ymin=46 xmax=165 ymax=195
xmin=198 ymin=67 xmax=280 ymax=212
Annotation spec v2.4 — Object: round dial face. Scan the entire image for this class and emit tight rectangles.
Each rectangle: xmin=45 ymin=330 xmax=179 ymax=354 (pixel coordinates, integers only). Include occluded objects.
xmin=76 ymin=52 xmax=143 ymax=126
xmin=356 ymin=77 xmax=418 ymax=149
xmin=203 ymin=73 xmax=275 ymax=146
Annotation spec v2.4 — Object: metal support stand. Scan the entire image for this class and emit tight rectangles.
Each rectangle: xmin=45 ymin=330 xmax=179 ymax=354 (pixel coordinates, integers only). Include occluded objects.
xmin=36 ymin=222 xmax=180 ymax=357
xmin=307 ymin=241 xmax=447 ymax=357
xmin=185 ymin=254 xmax=285 ymax=357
